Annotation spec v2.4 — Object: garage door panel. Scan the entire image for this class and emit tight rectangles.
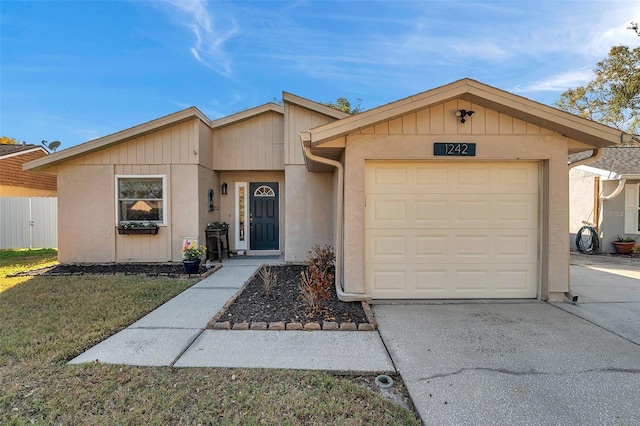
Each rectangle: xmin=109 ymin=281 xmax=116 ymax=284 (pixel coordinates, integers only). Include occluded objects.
xmin=365 ymin=161 xmax=539 ymax=299
xmin=371 ymin=235 xmax=407 ymax=258
xmin=369 ymin=196 xmax=537 ymax=229
xmin=367 ymin=162 xmax=538 ymax=195
xmin=368 ymin=269 xmax=408 ymax=293
xmin=370 ymin=198 xmax=408 ymax=222
xmin=367 ymin=228 xmax=537 ymax=264
xmin=366 ymin=263 xmax=537 ymax=299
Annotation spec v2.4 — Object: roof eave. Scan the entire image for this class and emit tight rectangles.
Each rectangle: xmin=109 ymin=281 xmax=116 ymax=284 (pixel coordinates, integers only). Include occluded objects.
xmin=210 ymin=103 xmax=284 ymax=129
xmin=0 ymin=146 xmax=48 ymax=160
xmin=23 ymin=107 xmax=210 ymax=172
xmin=283 ymin=92 xmax=351 ymax=120
xmin=307 ymin=78 xmax=627 ymax=149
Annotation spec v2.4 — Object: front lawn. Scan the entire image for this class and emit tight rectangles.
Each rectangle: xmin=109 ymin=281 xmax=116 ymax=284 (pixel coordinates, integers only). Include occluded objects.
xmin=0 ymin=250 xmax=419 ymax=425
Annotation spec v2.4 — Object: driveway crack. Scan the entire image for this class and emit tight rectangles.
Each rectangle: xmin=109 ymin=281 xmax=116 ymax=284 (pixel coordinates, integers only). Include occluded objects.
xmin=421 ymin=367 xmax=640 ymax=381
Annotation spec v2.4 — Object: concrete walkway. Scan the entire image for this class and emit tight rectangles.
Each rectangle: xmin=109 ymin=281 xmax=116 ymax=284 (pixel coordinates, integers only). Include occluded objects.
xmin=69 ymin=257 xmax=395 ymax=374
xmin=557 ymin=253 xmax=640 ymax=345
xmin=69 ymin=252 xmax=640 ymax=423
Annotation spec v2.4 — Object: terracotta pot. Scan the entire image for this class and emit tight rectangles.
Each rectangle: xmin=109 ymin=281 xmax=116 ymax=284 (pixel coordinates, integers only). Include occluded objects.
xmin=613 ymin=241 xmax=635 ymax=254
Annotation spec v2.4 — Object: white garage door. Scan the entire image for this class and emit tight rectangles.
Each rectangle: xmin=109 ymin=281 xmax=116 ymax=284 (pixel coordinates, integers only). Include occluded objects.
xmin=365 ymin=161 xmax=539 ymax=299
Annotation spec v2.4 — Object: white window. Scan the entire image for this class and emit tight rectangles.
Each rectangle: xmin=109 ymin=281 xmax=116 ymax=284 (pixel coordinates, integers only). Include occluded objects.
xmin=116 ymin=176 xmax=166 ymax=224
xmin=624 ymin=183 xmax=640 ymax=234
xmin=253 ymin=185 xmax=275 ymax=197
xmin=235 ymin=182 xmax=248 ymax=251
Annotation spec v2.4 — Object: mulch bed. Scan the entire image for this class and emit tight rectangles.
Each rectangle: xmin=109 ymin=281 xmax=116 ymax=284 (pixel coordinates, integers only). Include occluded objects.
xmin=10 ymin=263 xmax=218 ymax=278
xmin=209 ymin=264 xmax=374 ymax=331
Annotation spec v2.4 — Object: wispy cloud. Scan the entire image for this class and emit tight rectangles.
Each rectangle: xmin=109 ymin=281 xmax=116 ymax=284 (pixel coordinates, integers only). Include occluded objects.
xmin=162 ymin=0 xmax=239 ymax=77
xmin=514 ymin=69 xmax=594 ymax=93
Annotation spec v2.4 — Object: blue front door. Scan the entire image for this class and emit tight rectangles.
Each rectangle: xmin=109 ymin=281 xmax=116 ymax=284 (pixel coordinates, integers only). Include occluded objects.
xmin=249 ymin=182 xmax=279 ymax=250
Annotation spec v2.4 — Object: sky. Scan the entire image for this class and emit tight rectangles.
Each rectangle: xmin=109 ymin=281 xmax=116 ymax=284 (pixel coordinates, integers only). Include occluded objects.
xmin=1 ymin=0 xmax=639 ymax=150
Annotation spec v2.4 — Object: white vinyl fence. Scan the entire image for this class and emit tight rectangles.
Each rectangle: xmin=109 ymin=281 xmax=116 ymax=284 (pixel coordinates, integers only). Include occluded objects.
xmin=0 ymin=197 xmax=57 ymax=249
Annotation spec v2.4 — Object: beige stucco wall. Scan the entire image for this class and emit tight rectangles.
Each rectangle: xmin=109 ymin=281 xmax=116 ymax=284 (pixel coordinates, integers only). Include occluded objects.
xmin=339 ymin=101 xmax=572 ymax=301
xmin=57 ymin=164 xmax=116 ymax=263
xmin=217 ymin=171 xmax=285 ymax=253
xmin=284 ymin=165 xmax=334 ymax=262
xmin=569 ymin=168 xmax=598 ymax=250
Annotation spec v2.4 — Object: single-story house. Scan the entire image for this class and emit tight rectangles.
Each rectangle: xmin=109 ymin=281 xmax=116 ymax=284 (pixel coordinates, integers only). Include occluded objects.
xmin=24 ymin=79 xmax=629 ymax=302
xmin=570 ymin=147 xmax=640 ymax=253
xmin=0 ymin=143 xmax=57 ymax=197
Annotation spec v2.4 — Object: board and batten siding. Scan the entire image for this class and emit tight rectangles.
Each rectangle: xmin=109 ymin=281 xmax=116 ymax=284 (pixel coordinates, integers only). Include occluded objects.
xmin=355 ymin=100 xmax=554 ymax=137
xmin=285 ymin=103 xmax=339 ymax=165
xmin=65 ymin=119 xmax=201 ymax=166
xmin=213 ymin=111 xmax=284 ymax=170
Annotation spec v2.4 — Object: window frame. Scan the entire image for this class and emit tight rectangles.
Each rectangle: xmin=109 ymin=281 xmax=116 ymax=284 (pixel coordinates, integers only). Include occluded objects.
xmin=115 ymin=175 xmax=167 ymax=226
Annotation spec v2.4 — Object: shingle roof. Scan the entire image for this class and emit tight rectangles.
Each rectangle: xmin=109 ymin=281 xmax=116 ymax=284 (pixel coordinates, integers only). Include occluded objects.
xmin=0 ymin=143 xmax=42 ymax=157
xmin=578 ymin=147 xmax=640 ymax=175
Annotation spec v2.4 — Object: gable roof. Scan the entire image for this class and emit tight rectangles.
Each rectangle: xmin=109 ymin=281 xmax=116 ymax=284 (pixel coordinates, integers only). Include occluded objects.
xmin=305 ymin=78 xmax=630 ymax=149
xmin=210 ymin=103 xmax=283 ymax=128
xmin=282 ymin=92 xmax=351 ymax=120
xmin=24 ymin=107 xmax=210 ymax=172
xmin=575 ymin=147 xmax=640 ymax=177
xmin=24 ymin=103 xmax=286 ymax=172
xmin=0 ymin=144 xmax=48 ymax=160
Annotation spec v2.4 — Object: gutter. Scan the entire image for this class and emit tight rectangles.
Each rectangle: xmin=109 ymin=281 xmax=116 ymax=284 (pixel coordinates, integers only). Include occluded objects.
xmin=299 ymin=132 xmax=371 ymax=302
xmin=568 ymin=148 xmax=603 ymax=169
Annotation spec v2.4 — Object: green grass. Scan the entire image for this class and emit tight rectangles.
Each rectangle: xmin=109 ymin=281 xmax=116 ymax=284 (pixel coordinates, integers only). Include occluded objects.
xmin=0 ymin=250 xmax=420 ymax=425
xmin=0 ymin=248 xmax=58 ymax=292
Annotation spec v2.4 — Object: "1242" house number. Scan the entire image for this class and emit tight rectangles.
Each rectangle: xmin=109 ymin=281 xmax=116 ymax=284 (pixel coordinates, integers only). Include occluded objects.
xmin=433 ymin=143 xmax=476 ymax=156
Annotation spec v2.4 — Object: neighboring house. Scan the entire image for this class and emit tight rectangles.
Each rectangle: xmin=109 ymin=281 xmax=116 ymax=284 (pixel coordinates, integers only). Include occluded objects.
xmin=0 ymin=143 xmax=57 ymax=196
xmin=570 ymin=147 xmax=640 ymax=253
xmin=24 ymin=79 xmax=628 ymax=302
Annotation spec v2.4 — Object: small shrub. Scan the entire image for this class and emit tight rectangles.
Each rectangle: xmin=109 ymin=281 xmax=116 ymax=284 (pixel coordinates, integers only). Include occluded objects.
xmin=632 ymin=244 xmax=640 ymax=256
xmin=259 ymin=265 xmax=277 ymax=298
xmin=308 ymin=245 xmax=335 ymax=276
xmin=299 ymin=269 xmax=319 ymax=313
xmin=298 ymin=245 xmax=335 ymax=313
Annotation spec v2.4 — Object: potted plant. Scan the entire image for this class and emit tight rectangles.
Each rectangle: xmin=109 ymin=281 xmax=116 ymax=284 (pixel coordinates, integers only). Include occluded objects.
xmin=117 ymin=221 xmax=159 ymax=235
xmin=206 ymin=221 xmax=229 ymax=230
xmin=613 ymin=235 xmax=636 ymax=254
xmin=181 ymin=240 xmax=206 ymax=273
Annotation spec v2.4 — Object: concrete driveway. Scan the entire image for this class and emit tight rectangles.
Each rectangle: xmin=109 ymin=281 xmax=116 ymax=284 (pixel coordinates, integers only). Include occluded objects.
xmin=373 ymin=254 xmax=640 ymax=425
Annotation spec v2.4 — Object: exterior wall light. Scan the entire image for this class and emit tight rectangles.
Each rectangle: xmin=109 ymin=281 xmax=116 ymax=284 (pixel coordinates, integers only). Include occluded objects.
xmin=455 ymin=109 xmax=475 ymax=123
xmin=221 ymin=182 xmax=228 ymax=195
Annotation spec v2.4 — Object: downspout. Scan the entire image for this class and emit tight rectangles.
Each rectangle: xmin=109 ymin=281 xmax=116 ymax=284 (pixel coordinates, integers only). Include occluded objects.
xmin=299 ymin=132 xmax=371 ymax=302
xmin=565 ymin=148 xmax=603 ymax=303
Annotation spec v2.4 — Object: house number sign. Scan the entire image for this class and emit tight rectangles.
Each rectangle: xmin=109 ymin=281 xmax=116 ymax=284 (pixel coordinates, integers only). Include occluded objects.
xmin=433 ymin=143 xmax=476 ymax=156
